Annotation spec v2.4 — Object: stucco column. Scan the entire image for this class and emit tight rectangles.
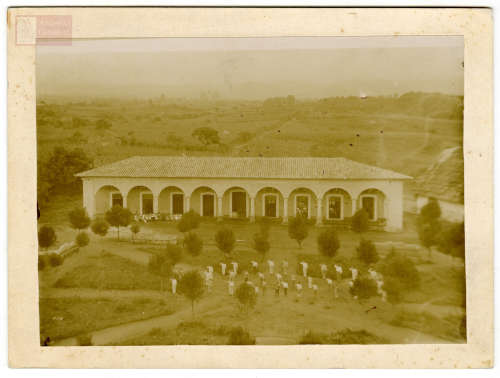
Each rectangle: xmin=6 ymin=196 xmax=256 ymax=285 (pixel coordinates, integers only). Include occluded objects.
xmin=82 ymin=179 xmax=95 ymax=218
xmin=316 ymin=196 xmax=323 ymax=225
xmin=283 ymin=197 xmax=289 ymax=224
xmin=352 ymin=197 xmax=357 ymax=216
xmin=249 ymin=196 xmax=255 ymax=222
xmin=153 ymin=193 xmax=159 ymax=214
xmin=185 ymin=196 xmax=190 ymax=213
xmin=122 ymin=194 xmax=127 ymax=209
xmin=217 ymin=196 xmax=223 ymax=221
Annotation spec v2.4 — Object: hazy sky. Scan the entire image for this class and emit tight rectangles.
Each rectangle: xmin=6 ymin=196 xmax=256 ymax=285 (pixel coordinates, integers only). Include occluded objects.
xmin=37 ymin=36 xmax=464 ymax=99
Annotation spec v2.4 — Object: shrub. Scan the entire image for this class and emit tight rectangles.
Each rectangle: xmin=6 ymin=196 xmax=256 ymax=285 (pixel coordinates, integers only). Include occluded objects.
xmin=68 ymin=207 xmax=91 ymax=231
xmin=383 ymin=276 xmax=404 ymax=304
xmin=77 ymin=334 xmax=93 ymax=346
xmin=184 ymin=232 xmax=203 ymax=256
xmin=215 ymin=227 xmax=236 ymax=256
xmin=91 ymin=218 xmax=109 ymax=237
xmin=317 ymin=227 xmax=340 ymax=258
xmin=356 ymin=239 xmax=379 ymax=265
xmin=38 ymin=225 xmax=57 ymax=250
xmin=227 ymin=327 xmax=256 ymax=345
xmin=351 ymin=209 xmax=369 ymax=235
xmin=288 ymin=216 xmax=309 ymax=248
xmin=252 ymin=232 xmax=270 ymax=261
xmin=130 ymin=223 xmax=141 ymax=240
xmin=48 ymin=253 xmax=63 ymax=267
xmin=38 ymin=255 xmax=46 ymax=271
xmin=177 ymin=210 xmax=202 ymax=233
xmin=349 ymin=276 xmax=378 ymax=300
xmin=299 ymin=330 xmax=325 ymax=344
xmin=166 ymin=243 xmax=183 ymax=266
xmin=75 ymin=231 xmax=90 ymax=248
xmin=378 ymin=249 xmax=420 ymax=290
xmin=235 ymin=282 xmax=257 ymax=314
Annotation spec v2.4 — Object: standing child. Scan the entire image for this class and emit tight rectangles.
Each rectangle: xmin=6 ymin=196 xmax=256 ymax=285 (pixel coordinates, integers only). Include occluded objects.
xmin=307 ymin=276 xmax=313 ymax=289
xmin=220 ymin=262 xmax=227 ymax=276
xmin=296 ymin=283 xmax=303 ymax=299
xmin=282 ymin=260 xmax=289 ymax=274
xmin=334 ymin=264 xmax=343 ymax=281
xmin=171 ymin=278 xmax=177 ymax=295
xmin=268 ymin=260 xmax=275 ymax=274
xmin=282 ymin=281 xmax=288 ymax=296
xmin=251 ymin=260 xmax=259 ymax=273
xmin=228 ymin=280 xmax=235 ymax=296
xmin=300 ymin=261 xmax=308 ymax=277
xmin=320 ymin=263 xmax=328 ymax=279
xmin=231 ymin=261 xmax=238 ymax=275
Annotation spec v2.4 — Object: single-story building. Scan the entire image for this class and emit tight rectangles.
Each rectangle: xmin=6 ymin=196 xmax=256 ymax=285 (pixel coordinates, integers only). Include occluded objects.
xmin=76 ymin=156 xmax=412 ymax=231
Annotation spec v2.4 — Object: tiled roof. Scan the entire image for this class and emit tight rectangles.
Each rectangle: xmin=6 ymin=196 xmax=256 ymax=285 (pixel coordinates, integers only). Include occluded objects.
xmin=76 ymin=156 xmax=412 ymax=180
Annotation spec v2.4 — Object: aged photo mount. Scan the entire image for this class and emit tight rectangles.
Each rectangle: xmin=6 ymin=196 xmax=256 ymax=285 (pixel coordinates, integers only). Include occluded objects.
xmin=7 ymin=7 xmax=493 ymax=368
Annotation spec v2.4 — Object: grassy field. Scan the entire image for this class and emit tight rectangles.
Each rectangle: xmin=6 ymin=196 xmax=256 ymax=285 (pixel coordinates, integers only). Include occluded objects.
xmin=38 ymin=216 xmax=466 ymax=345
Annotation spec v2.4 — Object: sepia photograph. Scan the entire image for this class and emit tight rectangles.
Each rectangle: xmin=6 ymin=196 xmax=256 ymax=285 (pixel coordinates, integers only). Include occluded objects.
xmin=35 ymin=35 xmax=466 ymax=347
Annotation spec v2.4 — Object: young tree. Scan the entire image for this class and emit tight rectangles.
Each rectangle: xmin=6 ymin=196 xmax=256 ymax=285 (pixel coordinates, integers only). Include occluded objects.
xmin=235 ymin=282 xmax=257 ymax=315
xmin=38 ymin=225 xmax=57 ymax=251
xmin=68 ymin=207 xmax=91 ymax=231
xmin=91 ymin=218 xmax=109 ymax=237
xmin=178 ymin=270 xmax=205 ymax=317
xmin=227 ymin=327 xmax=256 ymax=345
xmin=148 ymin=254 xmax=173 ymax=291
xmin=192 ymin=127 xmax=220 ymax=145
xmin=215 ymin=227 xmax=236 ymax=257
xmin=379 ymin=248 xmax=420 ymax=291
xmin=356 ymin=239 xmax=379 ymax=265
xmin=438 ymin=221 xmax=465 ymax=261
xmin=417 ymin=198 xmax=442 ymax=259
xmin=130 ymin=223 xmax=141 ymax=242
xmin=105 ymin=205 xmax=133 ymax=240
xmin=165 ymin=243 xmax=183 ymax=267
xmin=351 ymin=209 xmax=370 ymax=237
xmin=252 ymin=232 xmax=270 ymax=261
xmin=177 ymin=210 xmax=201 ymax=233
xmin=288 ymin=216 xmax=309 ymax=248
xmin=75 ymin=231 xmax=90 ymax=248
xmin=317 ymin=227 xmax=340 ymax=259
xmin=184 ymin=232 xmax=203 ymax=256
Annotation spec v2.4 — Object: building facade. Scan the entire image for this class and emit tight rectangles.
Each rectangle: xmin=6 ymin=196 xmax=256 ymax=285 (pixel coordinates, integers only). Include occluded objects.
xmin=76 ymin=156 xmax=412 ymax=231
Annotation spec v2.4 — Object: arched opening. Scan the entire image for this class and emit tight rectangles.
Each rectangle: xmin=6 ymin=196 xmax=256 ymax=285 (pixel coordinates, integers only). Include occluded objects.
xmin=223 ymin=187 xmax=249 ymax=218
xmin=191 ymin=186 xmax=217 ymax=217
xmin=357 ymin=188 xmax=386 ymax=221
xmin=95 ymin=185 xmax=123 ymax=215
xmin=127 ymin=186 xmax=154 ymax=216
xmin=158 ymin=186 xmax=184 ymax=217
xmin=322 ymin=188 xmax=353 ymax=220
xmin=289 ymin=187 xmax=317 ymax=219
xmin=255 ymin=187 xmax=284 ymax=218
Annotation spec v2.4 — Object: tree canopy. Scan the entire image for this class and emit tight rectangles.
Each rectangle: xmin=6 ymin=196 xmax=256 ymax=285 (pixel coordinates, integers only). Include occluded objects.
xmin=177 ymin=210 xmax=201 ymax=233
xmin=91 ymin=218 xmax=109 ymax=237
xmin=105 ymin=205 xmax=133 ymax=240
xmin=215 ymin=227 xmax=236 ymax=256
xmin=351 ymin=209 xmax=370 ymax=235
xmin=38 ymin=226 xmax=57 ymax=250
xmin=288 ymin=216 xmax=309 ymax=248
xmin=317 ymin=227 xmax=340 ymax=258
xmin=184 ymin=232 xmax=203 ymax=256
xmin=192 ymin=127 xmax=220 ymax=145
xmin=68 ymin=207 xmax=91 ymax=230
xmin=178 ymin=270 xmax=205 ymax=317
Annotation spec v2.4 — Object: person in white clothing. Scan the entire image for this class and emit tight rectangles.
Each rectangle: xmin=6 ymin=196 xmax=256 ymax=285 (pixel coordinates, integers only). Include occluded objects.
xmin=380 ymin=289 xmax=387 ymax=302
xmin=229 ymin=270 xmax=236 ymax=281
xmin=228 ymin=280 xmax=235 ymax=296
xmin=376 ymin=279 xmax=384 ymax=293
xmin=268 ymin=260 xmax=274 ymax=274
xmin=312 ymin=284 xmax=318 ymax=296
xmin=251 ymin=260 xmax=258 ymax=272
xmin=276 ymin=273 xmax=282 ymax=283
xmin=207 ymin=265 xmax=214 ymax=274
xmin=300 ymin=261 xmax=308 ymax=277
xmin=254 ymin=285 xmax=259 ymax=295
xmin=326 ymin=278 xmax=333 ymax=287
xmin=320 ymin=264 xmax=328 ymax=279
xmin=262 ymin=280 xmax=267 ymax=295
xmin=231 ymin=261 xmax=238 ymax=275
xmin=282 ymin=260 xmax=289 ymax=273
xmin=307 ymin=276 xmax=313 ymax=289
xmin=171 ymin=278 xmax=177 ymax=294
xmin=282 ymin=281 xmax=288 ymax=296
xmin=220 ymin=262 xmax=227 ymax=276
xmin=334 ymin=264 xmax=343 ymax=280
xmin=296 ymin=283 xmax=303 ymax=298
xmin=349 ymin=267 xmax=358 ymax=281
